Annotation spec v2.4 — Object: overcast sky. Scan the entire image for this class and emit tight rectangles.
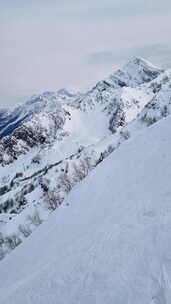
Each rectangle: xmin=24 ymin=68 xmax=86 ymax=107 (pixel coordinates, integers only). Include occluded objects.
xmin=1 ymin=0 xmax=171 ymax=107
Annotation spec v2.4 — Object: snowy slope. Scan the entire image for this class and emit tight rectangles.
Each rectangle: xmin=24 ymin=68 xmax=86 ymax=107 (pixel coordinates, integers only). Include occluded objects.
xmin=122 ymin=69 xmax=171 ymax=136
xmin=0 ymin=115 xmax=171 ymax=304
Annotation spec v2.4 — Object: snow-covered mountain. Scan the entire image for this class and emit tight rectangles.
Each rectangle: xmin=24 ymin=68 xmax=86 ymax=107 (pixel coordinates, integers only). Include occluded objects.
xmin=0 ymin=57 xmax=162 ymax=141
xmin=0 ymin=56 xmax=171 ymax=276
xmin=0 ymin=57 xmax=162 ymax=165
xmin=0 ymin=105 xmax=171 ymax=304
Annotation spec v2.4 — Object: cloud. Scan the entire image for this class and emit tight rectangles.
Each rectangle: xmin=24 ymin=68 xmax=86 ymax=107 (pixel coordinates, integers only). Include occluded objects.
xmin=87 ymin=52 xmax=117 ymax=66
xmin=132 ymin=44 xmax=171 ymax=68
xmin=0 ymin=1 xmax=171 ymax=107
xmin=87 ymin=44 xmax=171 ymax=69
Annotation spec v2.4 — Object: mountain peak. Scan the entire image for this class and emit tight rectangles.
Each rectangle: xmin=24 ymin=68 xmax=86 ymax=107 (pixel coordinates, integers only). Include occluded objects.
xmin=57 ymin=88 xmax=76 ymax=97
xmin=108 ymin=57 xmax=164 ymax=88
xmin=124 ymin=56 xmax=163 ymax=72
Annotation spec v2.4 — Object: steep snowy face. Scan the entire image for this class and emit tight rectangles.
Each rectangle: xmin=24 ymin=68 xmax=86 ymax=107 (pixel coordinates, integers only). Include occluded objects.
xmin=0 ymin=108 xmax=28 ymax=140
xmin=0 ymin=106 xmax=70 ymax=165
xmin=140 ymin=70 xmax=171 ymax=125
xmin=0 ymin=90 xmax=78 ymax=140
xmin=0 ymin=115 xmax=171 ymax=304
xmin=0 ymin=89 xmax=81 ymax=165
xmin=108 ymin=57 xmax=163 ymax=87
xmin=121 ymin=69 xmax=171 ymax=137
xmin=74 ymin=57 xmax=163 ymax=133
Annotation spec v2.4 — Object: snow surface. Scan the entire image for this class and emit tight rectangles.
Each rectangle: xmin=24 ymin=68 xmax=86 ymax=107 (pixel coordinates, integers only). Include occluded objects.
xmin=0 ymin=115 xmax=171 ymax=303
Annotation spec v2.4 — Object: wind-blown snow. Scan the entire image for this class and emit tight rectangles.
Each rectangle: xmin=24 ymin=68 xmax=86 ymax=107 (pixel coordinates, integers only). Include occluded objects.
xmin=0 ymin=115 xmax=171 ymax=303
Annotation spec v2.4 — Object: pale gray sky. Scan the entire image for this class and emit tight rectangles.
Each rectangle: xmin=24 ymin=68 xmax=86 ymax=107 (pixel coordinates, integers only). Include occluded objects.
xmin=1 ymin=0 xmax=171 ymax=107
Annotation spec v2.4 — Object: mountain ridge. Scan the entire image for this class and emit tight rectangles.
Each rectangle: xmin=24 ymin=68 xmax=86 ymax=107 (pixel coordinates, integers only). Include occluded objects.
xmin=0 ymin=57 xmax=163 ymax=140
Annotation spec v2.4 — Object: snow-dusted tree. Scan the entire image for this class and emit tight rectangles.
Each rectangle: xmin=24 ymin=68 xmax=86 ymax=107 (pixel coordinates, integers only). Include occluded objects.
xmin=58 ymin=173 xmax=72 ymax=193
xmin=5 ymin=234 xmax=22 ymax=250
xmin=31 ymin=154 xmax=41 ymax=165
xmin=46 ymin=190 xmax=63 ymax=211
xmin=0 ymin=233 xmax=4 ymax=259
xmin=28 ymin=210 xmax=42 ymax=227
xmin=0 ymin=233 xmax=4 ymax=246
xmin=0 ymin=248 xmax=4 ymax=260
xmin=73 ymin=157 xmax=92 ymax=183
xmin=120 ymin=129 xmax=130 ymax=140
xmin=18 ymin=224 xmax=32 ymax=238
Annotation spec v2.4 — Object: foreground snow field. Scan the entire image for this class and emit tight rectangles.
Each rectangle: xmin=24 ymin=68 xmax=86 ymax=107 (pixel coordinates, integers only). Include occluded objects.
xmin=0 ymin=115 xmax=171 ymax=304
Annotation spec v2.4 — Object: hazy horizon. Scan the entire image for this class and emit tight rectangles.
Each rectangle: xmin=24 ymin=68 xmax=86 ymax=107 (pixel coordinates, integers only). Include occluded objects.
xmin=1 ymin=0 xmax=171 ymax=107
